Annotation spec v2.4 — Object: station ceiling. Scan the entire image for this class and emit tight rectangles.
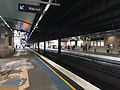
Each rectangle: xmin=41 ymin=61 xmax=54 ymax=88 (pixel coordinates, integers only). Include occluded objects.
xmin=0 ymin=0 xmax=40 ymax=32
xmin=29 ymin=0 xmax=120 ymax=42
xmin=0 ymin=0 xmax=120 ymax=42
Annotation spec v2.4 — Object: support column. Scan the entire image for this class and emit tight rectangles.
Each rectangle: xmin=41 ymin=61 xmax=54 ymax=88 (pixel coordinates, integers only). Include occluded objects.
xmin=33 ymin=43 xmax=34 ymax=48
xmin=35 ymin=43 xmax=36 ymax=49
xmin=37 ymin=41 xmax=40 ymax=52
xmin=44 ymin=41 xmax=46 ymax=55
xmin=58 ymin=37 xmax=61 ymax=56
xmin=75 ymin=40 xmax=77 ymax=46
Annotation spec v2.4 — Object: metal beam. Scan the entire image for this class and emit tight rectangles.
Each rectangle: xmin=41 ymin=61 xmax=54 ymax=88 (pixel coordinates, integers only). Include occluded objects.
xmin=44 ymin=41 xmax=46 ymax=55
xmin=27 ymin=0 xmax=60 ymax=6
xmin=58 ymin=34 xmax=61 ymax=55
xmin=37 ymin=40 xmax=40 ymax=52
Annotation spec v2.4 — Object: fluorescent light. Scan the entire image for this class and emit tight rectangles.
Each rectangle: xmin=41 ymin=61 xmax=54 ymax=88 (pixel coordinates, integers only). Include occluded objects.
xmin=0 ymin=16 xmax=13 ymax=32
xmin=29 ymin=0 xmax=54 ymax=38
xmin=44 ymin=4 xmax=50 ymax=11
xmin=36 ymin=23 xmax=38 ymax=26
xmin=39 ymin=15 xmax=43 ymax=21
xmin=6 ymin=24 xmax=10 ymax=28
xmin=10 ymin=28 xmax=13 ymax=32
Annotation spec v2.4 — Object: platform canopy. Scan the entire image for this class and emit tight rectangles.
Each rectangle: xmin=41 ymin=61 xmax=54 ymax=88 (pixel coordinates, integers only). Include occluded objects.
xmin=0 ymin=0 xmax=43 ymax=33
xmin=1 ymin=0 xmax=120 ymax=42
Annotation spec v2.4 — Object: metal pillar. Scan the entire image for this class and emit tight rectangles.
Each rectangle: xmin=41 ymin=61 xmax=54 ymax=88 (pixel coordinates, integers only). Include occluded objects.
xmin=37 ymin=41 xmax=40 ymax=52
xmin=44 ymin=41 xmax=46 ymax=55
xmin=75 ymin=40 xmax=77 ymax=46
xmin=35 ymin=43 xmax=36 ymax=49
xmin=33 ymin=43 xmax=34 ymax=48
xmin=58 ymin=37 xmax=61 ymax=55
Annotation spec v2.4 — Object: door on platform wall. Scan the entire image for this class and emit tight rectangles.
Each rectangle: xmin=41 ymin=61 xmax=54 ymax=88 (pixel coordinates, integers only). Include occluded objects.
xmin=9 ymin=36 xmax=12 ymax=46
xmin=105 ymin=35 xmax=119 ymax=54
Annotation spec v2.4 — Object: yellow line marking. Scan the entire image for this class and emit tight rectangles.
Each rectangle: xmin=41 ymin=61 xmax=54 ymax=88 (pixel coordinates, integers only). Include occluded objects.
xmin=32 ymin=50 xmax=76 ymax=90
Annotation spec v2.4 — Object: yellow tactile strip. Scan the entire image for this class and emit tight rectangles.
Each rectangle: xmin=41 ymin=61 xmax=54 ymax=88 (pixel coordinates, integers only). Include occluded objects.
xmin=32 ymin=49 xmax=76 ymax=90
xmin=0 ymin=86 xmax=18 ymax=90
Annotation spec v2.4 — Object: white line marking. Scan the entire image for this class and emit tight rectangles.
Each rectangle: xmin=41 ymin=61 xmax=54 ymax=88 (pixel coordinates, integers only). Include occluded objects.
xmin=64 ymin=50 xmax=120 ymax=61
xmin=37 ymin=52 xmax=101 ymax=90
xmin=64 ymin=53 xmax=93 ymax=61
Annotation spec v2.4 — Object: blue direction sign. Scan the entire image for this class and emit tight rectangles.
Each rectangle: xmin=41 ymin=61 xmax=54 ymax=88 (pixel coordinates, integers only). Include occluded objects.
xmin=18 ymin=3 xmax=42 ymax=13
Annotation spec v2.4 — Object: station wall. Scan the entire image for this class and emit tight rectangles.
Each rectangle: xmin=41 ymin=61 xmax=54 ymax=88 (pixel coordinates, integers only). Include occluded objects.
xmin=0 ymin=37 xmax=9 ymax=48
xmin=0 ymin=27 xmax=14 ymax=57
xmin=89 ymin=34 xmax=120 ymax=54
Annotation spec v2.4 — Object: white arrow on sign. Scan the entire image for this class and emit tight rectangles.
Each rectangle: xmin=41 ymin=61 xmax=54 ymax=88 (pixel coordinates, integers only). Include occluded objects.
xmin=20 ymin=5 xmax=24 ymax=10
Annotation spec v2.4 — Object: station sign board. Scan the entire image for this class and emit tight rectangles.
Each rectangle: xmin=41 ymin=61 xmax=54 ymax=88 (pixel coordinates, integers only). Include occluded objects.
xmin=18 ymin=3 xmax=42 ymax=13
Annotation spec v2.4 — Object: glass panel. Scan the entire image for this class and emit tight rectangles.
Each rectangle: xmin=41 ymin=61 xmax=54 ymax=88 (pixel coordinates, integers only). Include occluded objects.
xmin=94 ymin=41 xmax=97 ymax=46
xmin=91 ymin=41 xmax=94 ymax=46
xmin=101 ymin=40 xmax=104 ymax=46
xmin=97 ymin=40 xmax=101 ymax=46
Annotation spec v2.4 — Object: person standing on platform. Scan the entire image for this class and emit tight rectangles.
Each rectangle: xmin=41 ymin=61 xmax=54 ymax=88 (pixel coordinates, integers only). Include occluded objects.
xmin=68 ymin=45 xmax=70 ymax=51
xmin=81 ymin=44 xmax=83 ymax=51
xmin=16 ymin=44 xmax=18 ymax=49
xmin=106 ymin=45 xmax=110 ymax=54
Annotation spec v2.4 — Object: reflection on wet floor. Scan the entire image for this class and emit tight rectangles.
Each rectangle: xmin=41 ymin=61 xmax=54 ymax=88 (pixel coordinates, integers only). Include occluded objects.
xmin=14 ymin=49 xmax=30 ymax=57
xmin=0 ymin=49 xmax=77 ymax=90
xmin=0 ymin=49 xmax=33 ymax=90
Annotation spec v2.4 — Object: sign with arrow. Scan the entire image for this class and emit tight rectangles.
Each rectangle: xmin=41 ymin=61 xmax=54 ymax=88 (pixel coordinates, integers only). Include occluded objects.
xmin=18 ymin=3 xmax=43 ymax=13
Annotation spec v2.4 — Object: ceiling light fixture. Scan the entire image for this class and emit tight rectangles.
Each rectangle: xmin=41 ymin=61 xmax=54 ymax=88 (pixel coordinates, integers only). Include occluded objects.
xmin=0 ymin=16 xmax=13 ymax=32
xmin=29 ymin=0 xmax=59 ymax=38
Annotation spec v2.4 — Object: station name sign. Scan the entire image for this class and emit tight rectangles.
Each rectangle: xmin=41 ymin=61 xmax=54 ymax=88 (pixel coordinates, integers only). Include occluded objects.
xmin=18 ymin=3 xmax=42 ymax=13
